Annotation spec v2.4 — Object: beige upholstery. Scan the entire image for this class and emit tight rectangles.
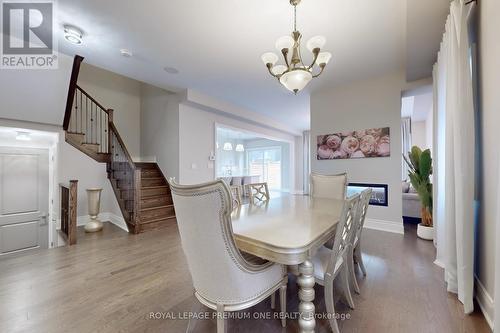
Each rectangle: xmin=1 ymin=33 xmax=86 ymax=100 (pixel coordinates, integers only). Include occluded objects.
xmin=246 ymin=182 xmax=270 ymax=204
xmin=310 ymin=172 xmax=347 ymax=200
xmin=169 ymin=179 xmax=288 ymax=332
xmin=311 ymin=194 xmax=360 ymax=333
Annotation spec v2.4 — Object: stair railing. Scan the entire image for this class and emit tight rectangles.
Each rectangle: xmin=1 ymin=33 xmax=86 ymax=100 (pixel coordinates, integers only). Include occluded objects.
xmin=67 ymin=85 xmax=111 ymax=154
xmin=109 ymin=122 xmax=141 ymax=227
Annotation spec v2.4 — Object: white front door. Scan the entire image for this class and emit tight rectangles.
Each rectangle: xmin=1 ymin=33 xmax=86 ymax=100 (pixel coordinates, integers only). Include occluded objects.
xmin=0 ymin=148 xmax=49 ymax=258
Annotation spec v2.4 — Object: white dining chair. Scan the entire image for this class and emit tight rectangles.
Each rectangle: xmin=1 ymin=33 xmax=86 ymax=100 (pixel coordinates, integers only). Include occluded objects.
xmin=246 ymin=182 xmax=270 ymax=204
xmin=310 ymin=172 xmax=347 ymax=200
xmin=168 ymin=179 xmax=288 ymax=333
xmin=348 ymin=188 xmax=372 ymax=294
xmin=311 ymin=194 xmax=360 ymax=333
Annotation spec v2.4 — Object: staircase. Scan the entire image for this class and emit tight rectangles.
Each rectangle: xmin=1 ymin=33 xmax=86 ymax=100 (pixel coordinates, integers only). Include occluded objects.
xmin=63 ymin=55 xmax=175 ymax=234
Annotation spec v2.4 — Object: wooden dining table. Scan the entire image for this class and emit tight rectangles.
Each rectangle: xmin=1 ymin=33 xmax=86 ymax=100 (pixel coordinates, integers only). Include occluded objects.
xmin=231 ymin=194 xmax=344 ymax=333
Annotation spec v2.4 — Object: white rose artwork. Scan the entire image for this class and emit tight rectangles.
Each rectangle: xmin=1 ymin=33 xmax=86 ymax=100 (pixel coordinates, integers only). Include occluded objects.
xmin=317 ymin=127 xmax=390 ymax=160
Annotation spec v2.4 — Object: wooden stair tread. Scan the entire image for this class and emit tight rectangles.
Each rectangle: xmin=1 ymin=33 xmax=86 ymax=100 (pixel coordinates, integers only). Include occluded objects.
xmin=141 ymin=185 xmax=168 ymax=189
xmin=140 ymin=204 xmax=174 ymax=212
xmin=140 ymin=215 xmax=176 ymax=225
xmin=82 ymin=142 xmax=99 ymax=146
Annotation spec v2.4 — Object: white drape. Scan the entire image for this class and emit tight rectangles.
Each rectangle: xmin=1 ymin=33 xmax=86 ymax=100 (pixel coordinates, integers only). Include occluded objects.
xmin=433 ymin=0 xmax=475 ymax=314
xmin=401 ymin=117 xmax=412 ymax=180
xmin=303 ymin=131 xmax=311 ymax=194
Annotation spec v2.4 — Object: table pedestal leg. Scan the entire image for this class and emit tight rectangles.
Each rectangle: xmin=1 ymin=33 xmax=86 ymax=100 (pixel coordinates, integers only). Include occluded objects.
xmin=297 ymin=259 xmax=316 ymax=333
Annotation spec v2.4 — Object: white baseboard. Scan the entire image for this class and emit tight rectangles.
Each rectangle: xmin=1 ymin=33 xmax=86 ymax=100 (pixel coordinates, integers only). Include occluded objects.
xmin=76 ymin=213 xmax=129 ymax=232
xmin=364 ymin=218 xmax=404 ymax=235
xmin=475 ymin=276 xmax=494 ymax=330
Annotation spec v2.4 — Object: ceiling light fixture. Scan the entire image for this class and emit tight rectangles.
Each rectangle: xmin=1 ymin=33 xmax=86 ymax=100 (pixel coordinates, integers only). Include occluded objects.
xmin=235 ymin=144 xmax=245 ymax=152
xmin=63 ymin=25 xmax=83 ymax=45
xmin=261 ymin=0 xmax=332 ymax=94
xmin=16 ymin=131 xmax=31 ymax=141
xmin=223 ymin=142 xmax=233 ymax=151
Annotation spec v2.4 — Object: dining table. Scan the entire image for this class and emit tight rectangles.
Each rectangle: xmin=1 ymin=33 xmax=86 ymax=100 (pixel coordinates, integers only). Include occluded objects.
xmin=231 ymin=194 xmax=345 ymax=333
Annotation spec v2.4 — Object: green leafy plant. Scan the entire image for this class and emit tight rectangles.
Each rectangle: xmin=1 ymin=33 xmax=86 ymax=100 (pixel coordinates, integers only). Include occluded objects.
xmin=403 ymin=146 xmax=433 ymax=227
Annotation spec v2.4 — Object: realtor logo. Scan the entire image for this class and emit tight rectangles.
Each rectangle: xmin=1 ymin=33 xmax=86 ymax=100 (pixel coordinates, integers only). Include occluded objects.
xmin=1 ymin=0 xmax=58 ymax=69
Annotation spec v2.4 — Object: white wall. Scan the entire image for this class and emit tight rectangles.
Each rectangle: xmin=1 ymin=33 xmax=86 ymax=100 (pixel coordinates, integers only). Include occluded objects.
xmin=311 ymin=71 xmax=405 ymax=231
xmin=0 ymin=52 xmax=73 ymax=126
xmin=140 ymin=84 xmax=180 ymax=180
xmin=178 ymin=103 xmax=300 ymax=191
xmin=412 ymin=121 xmax=428 ymax=149
xmin=477 ymin=0 xmax=500 ymax=321
xmin=78 ymin=63 xmax=142 ymax=160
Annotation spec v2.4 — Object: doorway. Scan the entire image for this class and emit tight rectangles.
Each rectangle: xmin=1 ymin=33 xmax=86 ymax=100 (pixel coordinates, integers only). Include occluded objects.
xmin=0 ymin=147 xmax=50 ymax=257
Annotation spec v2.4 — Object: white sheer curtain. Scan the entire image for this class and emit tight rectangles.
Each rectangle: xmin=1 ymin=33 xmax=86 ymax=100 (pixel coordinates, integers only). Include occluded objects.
xmin=401 ymin=117 xmax=412 ymax=180
xmin=433 ymin=0 xmax=475 ymax=314
xmin=303 ymin=131 xmax=311 ymax=194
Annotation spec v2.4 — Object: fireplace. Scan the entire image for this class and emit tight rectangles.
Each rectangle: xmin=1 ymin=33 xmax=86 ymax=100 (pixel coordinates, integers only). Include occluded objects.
xmin=347 ymin=183 xmax=388 ymax=207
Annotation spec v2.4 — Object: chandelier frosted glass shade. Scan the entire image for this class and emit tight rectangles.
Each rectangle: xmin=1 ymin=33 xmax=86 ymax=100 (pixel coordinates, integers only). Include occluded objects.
xmin=275 ymin=36 xmax=295 ymax=51
xmin=279 ymin=69 xmax=313 ymax=93
xmin=261 ymin=0 xmax=331 ymax=94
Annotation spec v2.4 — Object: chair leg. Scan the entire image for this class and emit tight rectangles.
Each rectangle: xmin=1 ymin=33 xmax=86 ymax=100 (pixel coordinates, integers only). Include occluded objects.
xmin=341 ymin=264 xmax=355 ymax=309
xmin=355 ymin=243 xmax=367 ymax=277
xmin=271 ymin=292 xmax=276 ymax=310
xmin=324 ymin=277 xmax=340 ymax=333
xmin=216 ymin=304 xmax=226 ymax=333
xmin=348 ymin=245 xmax=360 ymax=294
xmin=279 ymin=283 xmax=287 ymax=328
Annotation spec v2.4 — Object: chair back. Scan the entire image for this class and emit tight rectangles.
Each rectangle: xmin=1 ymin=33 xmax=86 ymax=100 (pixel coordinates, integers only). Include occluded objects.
xmin=168 ymin=179 xmax=262 ymax=304
xmin=310 ymin=172 xmax=347 ymax=200
xmin=246 ymin=182 xmax=270 ymax=204
xmin=326 ymin=194 xmax=360 ymax=276
xmin=352 ymin=188 xmax=372 ymax=244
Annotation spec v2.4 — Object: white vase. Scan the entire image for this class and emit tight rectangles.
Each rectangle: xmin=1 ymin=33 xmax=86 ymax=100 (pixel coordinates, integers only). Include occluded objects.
xmin=85 ymin=188 xmax=103 ymax=233
xmin=417 ymin=223 xmax=434 ymax=241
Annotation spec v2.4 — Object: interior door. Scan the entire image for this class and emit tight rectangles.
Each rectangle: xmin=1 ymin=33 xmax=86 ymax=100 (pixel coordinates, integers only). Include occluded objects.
xmin=0 ymin=148 xmax=49 ymax=258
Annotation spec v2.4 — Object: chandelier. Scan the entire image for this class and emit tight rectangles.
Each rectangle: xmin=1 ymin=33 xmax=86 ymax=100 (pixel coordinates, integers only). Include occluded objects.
xmin=261 ymin=0 xmax=331 ymax=94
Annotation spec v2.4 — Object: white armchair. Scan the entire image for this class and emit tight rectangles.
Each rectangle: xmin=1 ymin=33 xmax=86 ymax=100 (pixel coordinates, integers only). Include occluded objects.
xmin=169 ymin=179 xmax=288 ymax=332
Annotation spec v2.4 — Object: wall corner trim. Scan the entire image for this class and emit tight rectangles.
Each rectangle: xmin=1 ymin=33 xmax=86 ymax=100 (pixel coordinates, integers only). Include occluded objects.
xmin=475 ymin=276 xmax=494 ymax=331
xmin=364 ymin=218 xmax=404 ymax=234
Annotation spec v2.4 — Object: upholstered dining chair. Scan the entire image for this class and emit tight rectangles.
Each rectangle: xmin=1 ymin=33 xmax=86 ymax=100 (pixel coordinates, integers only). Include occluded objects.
xmin=168 ymin=179 xmax=288 ymax=333
xmin=310 ymin=172 xmax=348 ymax=200
xmin=348 ymin=188 xmax=372 ymax=294
xmin=311 ymin=194 xmax=360 ymax=333
xmin=246 ymin=182 xmax=270 ymax=204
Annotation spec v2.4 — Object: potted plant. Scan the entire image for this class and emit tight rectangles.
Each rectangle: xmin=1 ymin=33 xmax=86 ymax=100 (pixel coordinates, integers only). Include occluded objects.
xmin=404 ymin=146 xmax=433 ymax=240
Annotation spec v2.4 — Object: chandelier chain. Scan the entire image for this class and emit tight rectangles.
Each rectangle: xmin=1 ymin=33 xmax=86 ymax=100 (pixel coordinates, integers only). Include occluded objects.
xmin=293 ymin=5 xmax=297 ymax=31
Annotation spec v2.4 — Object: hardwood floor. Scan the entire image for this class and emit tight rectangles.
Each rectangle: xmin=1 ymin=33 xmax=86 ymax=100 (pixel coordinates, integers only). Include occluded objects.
xmin=0 ymin=222 xmax=490 ymax=333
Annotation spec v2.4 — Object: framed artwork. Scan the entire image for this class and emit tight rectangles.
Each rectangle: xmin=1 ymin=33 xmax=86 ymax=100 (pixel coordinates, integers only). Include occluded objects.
xmin=317 ymin=127 xmax=390 ymax=160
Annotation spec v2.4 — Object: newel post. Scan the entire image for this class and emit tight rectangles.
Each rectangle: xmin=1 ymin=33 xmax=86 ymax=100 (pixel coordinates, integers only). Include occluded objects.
xmin=133 ymin=168 xmax=141 ymax=234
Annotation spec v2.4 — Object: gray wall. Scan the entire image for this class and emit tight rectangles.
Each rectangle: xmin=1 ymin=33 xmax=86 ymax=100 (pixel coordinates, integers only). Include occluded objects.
xmin=311 ymin=71 xmax=404 ymax=226
xmin=140 ymin=84 xmax=180 ymax=180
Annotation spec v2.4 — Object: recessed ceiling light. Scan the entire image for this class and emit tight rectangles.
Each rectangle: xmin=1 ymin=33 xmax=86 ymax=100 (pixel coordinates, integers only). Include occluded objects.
xmin=163 ymin=66 xmax=179 ymax=74
xmin=63 ymin=25 xmax=83 ymax=45
xmin=16 ymin=131 xmax=31 ymax=141
xmin=120 ymin=49 xmax=133 ymax=57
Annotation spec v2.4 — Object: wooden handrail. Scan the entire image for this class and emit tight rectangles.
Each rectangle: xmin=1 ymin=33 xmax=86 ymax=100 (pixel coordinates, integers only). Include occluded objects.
xmin=76 ymin=85 xmax=109 ymax=114
xmin=109 ymin=122 xmax=136 ymax=170
xmin=63 ymin=55 xmax=84 ymax=131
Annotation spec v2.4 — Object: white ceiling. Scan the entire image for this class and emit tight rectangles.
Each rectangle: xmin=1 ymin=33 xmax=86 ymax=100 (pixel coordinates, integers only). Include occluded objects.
xmin=406 ymin=0 xmax=450 ymax=81
xmin=54 ymin=0 xmax=445 ymax=132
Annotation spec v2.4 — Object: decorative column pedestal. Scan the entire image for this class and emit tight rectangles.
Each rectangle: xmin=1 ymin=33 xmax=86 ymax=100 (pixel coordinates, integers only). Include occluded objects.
xmin=85 ymin=188 xmax=103 ymax=233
